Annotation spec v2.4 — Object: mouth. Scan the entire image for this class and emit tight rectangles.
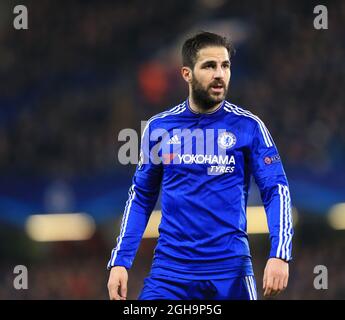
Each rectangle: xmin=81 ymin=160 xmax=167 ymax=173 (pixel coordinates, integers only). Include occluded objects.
xmin=210 ymin=84 xmax=224 ymax=94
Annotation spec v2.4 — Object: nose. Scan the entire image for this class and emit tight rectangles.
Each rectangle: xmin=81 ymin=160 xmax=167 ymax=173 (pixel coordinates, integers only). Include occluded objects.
xmin=214 ymin=65 xmax=225 ymax=79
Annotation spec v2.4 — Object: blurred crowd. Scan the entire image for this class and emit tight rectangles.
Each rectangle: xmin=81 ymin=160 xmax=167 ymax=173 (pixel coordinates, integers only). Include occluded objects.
xmin=0 ymin=0 xmax=344 ymax=177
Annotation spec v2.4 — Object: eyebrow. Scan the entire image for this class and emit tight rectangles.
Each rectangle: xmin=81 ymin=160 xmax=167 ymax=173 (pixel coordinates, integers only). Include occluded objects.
xmin=200 ymin=59 xmax=231 ymax=66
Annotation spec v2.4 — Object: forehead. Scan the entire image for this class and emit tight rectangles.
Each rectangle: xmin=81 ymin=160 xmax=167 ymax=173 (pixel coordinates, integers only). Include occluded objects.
xmin=195 ymin=46 xmax=229 ymax=64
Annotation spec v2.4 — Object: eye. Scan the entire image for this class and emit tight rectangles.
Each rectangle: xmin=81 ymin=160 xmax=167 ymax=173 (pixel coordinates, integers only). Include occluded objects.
xmin=203 ymin=63 xmax=216 ymax=69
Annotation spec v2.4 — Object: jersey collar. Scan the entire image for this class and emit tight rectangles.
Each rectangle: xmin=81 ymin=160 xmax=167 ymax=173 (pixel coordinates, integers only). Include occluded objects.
xmin=185 ymin=98 xmax=226 ymax=118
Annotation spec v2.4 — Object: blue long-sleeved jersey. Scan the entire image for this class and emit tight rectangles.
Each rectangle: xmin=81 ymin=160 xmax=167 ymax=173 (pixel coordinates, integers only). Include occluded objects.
xmin=108 ymin=98 xmax=293 ymax=279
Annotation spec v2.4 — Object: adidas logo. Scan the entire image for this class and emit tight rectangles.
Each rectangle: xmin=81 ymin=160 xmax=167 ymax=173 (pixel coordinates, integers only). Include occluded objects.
xmin=167 ymin=134 xmax=181 ymax=145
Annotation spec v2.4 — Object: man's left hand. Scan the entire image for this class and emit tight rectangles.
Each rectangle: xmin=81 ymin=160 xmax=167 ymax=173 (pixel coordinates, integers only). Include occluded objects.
xmin=263 ymin=258 xmax=289 ymax=297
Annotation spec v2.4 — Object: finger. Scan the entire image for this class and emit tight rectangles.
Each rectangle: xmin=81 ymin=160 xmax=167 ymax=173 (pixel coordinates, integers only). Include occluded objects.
xmin=109 ymin=288 xmax=120 ymax=300
xmin=272 ymin=277 xmax=279 ymax=292
xmin=271 ymin=278 xmax=281 ymax=296
xmin=283 ymin=275 xmax=289 ymax=289
xmin=108 ymin=284 xmax=120 ymax=300
xmin=264 ymin=277 xmax=273 ymax=297
xmin=120 ymin=280 xmax=128 ymax=300
xmin=267 ymin=278 xmax=277 ymax=297
xmin=263 ymin=268 xmax=268 ymax=290
xmin=278 ymin=277 xmax=285 ymax=292
xmin=109 ymin=289 xmax=120 ymax=300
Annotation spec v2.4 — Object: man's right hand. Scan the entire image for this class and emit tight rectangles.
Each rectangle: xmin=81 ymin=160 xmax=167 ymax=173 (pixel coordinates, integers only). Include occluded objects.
xmin=107 ymin=266 xmax=128 ymax=300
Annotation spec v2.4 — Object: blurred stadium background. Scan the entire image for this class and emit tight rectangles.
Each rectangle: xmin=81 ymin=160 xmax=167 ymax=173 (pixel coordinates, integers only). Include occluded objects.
xmin=0 ymin=0 xmax=345 ymax=299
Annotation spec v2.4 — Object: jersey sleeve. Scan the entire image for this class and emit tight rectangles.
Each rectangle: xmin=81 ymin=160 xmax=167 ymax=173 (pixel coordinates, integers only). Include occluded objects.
xmin=249 ymin=120 xmax=293 ymax=262
xmin=107 ymin=122 xmax=163 ymax=270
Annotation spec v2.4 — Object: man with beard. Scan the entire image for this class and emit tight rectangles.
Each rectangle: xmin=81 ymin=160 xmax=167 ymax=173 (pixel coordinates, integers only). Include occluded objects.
xmin=107 ymin=32 xmax=293 ymax=300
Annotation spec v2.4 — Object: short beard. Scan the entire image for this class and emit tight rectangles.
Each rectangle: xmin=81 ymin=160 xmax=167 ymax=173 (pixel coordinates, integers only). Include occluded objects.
xmin=191 ymin=76 xmax=228 ymax=112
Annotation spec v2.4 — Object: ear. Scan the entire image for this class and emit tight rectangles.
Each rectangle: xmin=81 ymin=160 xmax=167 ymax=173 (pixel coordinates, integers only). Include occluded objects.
xmin=181 ymin=66 xmax=192 ymax=83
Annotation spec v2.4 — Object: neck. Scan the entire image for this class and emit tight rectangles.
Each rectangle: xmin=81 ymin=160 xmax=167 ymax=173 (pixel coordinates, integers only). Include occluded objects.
xmin=188 ymin=95 xmax=223 ymax=114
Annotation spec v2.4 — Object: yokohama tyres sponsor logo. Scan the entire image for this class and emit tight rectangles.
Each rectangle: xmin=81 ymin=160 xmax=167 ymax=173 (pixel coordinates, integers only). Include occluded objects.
xmin=176 ymin=154 xmax=236 ymax=165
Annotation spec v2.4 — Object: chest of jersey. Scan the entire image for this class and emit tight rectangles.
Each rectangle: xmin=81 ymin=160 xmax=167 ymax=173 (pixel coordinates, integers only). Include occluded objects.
xmin=158 ymin=119 xmax=250 ymax=177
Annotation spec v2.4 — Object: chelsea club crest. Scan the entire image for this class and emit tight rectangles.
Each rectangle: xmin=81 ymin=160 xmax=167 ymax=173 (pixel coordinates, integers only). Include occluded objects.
xmin=218 ymin=131 xmax=237 ymax=149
